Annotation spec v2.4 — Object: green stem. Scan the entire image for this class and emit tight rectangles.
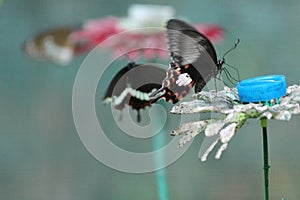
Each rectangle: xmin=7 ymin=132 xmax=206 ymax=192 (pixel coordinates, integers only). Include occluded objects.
xmin=151 ymin=58 xmax=169 ymax=200
xmin=261 ymin=118 xmax=270 ymax=200
xmin=153 ymin=104 xmax=169 ymax=200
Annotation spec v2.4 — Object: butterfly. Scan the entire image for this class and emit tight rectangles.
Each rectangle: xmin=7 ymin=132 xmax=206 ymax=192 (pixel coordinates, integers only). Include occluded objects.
xmin=103 ymin=62 xmax=166 ymax=122
xmin=23 ymin=26 xmax=94 ymax=65
xmin=150 ymin=19 xmax=228 ymax=103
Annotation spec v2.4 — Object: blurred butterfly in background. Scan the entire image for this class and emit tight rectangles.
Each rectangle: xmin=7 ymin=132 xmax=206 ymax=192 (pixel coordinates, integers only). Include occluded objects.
xmin=23 ymin=26 xmax=94 ymax=66
xmin=150 ymin=19 xmax=239 ymax=103
xmin=103 ymin=62 xmax=166 ymax=122
xmin=23 ymin=17 xmax=121 ymax=65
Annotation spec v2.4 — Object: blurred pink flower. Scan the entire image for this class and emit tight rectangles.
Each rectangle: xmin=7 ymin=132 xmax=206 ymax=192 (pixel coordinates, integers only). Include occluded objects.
xmin=70 ymin=17 xmax=122 ymax=53
xmin=70 ymin=17 xmax=224 ymax=60
xmin=194 ymin=24 xmax=224 ymax=44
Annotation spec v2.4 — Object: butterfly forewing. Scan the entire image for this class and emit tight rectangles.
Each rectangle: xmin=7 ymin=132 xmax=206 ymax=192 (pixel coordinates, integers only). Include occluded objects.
xmin=157 ymin=19 xmax=221 ymax=99
xmin=166 ymin=19 xmax=218 ymax=65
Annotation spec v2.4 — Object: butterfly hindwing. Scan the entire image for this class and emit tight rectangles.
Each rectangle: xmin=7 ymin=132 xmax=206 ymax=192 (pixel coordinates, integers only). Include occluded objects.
xmin=103 ymin=62 xmax=166 ymax=122
xmin=149 ymin=62 xmax=195 ymax=103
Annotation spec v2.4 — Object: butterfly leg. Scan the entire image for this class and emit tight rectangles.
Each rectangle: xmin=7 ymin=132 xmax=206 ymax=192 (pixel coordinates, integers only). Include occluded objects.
xmin=214 ymin=77 xmax=218 ymax=93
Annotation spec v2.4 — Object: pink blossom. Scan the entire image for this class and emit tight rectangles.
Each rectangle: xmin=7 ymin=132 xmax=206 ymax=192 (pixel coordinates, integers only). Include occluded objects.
xmin=194 ymin=24 xmax=224 ymax=44
xmin=70 ymin=17 xmax=224 ymax=60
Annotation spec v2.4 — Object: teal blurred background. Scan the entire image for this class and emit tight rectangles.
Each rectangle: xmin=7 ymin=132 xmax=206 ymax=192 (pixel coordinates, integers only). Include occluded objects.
xmin=1 ymin=0 xmax=300 ymax=199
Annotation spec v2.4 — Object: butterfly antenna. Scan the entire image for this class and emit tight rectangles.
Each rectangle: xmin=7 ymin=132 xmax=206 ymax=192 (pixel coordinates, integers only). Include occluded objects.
xmin=222 ymin=38 xmax=240 ymax=59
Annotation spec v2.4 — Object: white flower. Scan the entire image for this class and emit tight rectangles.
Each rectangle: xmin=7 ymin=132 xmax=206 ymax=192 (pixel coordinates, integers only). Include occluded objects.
xmin=171 ymin=85 xmax=300 ymax=161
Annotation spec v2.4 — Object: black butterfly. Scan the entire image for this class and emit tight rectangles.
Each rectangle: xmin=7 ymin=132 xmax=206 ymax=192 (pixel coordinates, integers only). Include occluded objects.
xmin=103 ymin=62 xmax=166 ymax=122
xmin=150 ymin=19 xmax=228 ymax=103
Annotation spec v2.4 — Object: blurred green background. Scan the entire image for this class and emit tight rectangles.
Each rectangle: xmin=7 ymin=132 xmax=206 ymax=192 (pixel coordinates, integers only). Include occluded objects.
xmin=1 ymin=0 xmax=300 ymax=200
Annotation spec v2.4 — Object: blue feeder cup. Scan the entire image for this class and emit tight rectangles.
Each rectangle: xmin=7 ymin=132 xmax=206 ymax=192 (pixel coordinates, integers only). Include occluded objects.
xmin=237 ymin=75 xmax=287 ymax=104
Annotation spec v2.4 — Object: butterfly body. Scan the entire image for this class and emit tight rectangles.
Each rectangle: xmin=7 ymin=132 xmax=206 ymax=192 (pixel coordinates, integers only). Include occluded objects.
xmin=150 ymin=19 xmax=224 ymax=103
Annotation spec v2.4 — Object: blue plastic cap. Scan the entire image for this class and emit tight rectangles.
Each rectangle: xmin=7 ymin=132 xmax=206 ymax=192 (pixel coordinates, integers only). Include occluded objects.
xmin=237 ymin=75 xmax=286 ymax=103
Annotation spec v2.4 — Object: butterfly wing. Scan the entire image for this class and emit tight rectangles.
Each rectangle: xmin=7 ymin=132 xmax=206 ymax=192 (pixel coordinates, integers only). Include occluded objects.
xmin=167 ymin=19 xmax=217 ymax=64
xmin=103 ymin=62 xmax=166 ymax=121
xmin=166 ymin=19 xmax=220 ymax=94
xmin=149 ymin=62 xmax=194 ymax=103
xmin=103 ymin=62 xmax=137 ymax=99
